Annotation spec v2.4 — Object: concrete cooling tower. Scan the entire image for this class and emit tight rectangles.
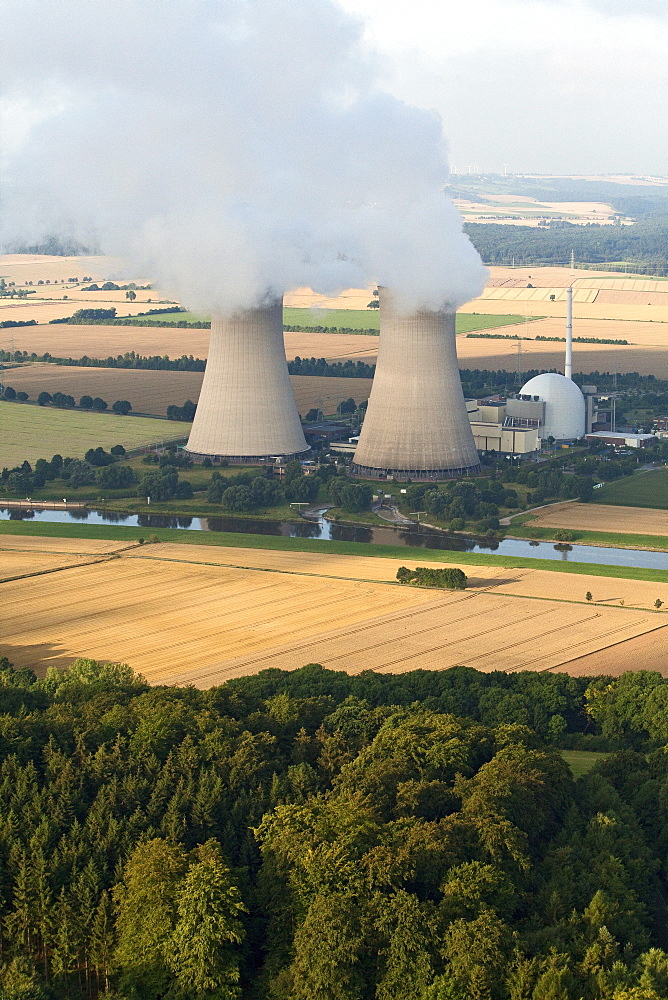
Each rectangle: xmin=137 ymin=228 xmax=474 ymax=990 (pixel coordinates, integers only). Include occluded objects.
xmin=185 ymin=300 xmax=309 ymax=461
xmin=352 ymin=289 xmax=480 ymax=480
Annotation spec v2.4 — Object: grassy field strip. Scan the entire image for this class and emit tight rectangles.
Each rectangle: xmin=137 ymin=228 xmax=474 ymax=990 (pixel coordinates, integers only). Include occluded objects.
xmin=0 ymin=400 xmax=190 ymax=467
xmin=561 ymin=750 xmax=610 ymax=778
xmin=593 ymin=468 xmax=668 ymax=510
xmin=2 ymin=519 xmax=668 ymax=583
xmin=511 ymin=526 xmax=668 ymax=550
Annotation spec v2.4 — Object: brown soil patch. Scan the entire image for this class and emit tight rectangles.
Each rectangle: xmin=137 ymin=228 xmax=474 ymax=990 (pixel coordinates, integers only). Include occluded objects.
xmin=524 ymin=502 xmax=668 ymax=537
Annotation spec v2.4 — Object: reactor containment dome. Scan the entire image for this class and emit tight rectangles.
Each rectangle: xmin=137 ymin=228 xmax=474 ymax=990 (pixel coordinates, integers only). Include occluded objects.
xmin=519 ymin=372 xmax=586 ymax=441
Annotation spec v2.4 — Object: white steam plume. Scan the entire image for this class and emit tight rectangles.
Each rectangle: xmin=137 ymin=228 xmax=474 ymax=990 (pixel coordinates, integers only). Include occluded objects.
xmin=0 ymin=0 xmax=487 ymax=313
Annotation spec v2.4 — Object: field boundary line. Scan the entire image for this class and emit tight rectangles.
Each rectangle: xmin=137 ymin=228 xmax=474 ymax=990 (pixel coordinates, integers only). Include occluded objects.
xmin=0 ymin=553 xmax=119 ymax=586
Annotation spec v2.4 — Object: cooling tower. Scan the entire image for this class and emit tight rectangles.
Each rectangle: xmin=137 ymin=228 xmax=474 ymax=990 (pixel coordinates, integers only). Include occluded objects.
xmin=185 ymin=299 xmax=309 ymax=461
xmin=351 ymin=289 xmax=480 ymax=480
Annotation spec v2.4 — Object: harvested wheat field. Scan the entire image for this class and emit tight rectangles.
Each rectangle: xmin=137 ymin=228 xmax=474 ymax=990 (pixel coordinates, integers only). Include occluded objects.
xmin=2 ymin=322 xmax=211 ymax=359
xmin=2 ymin=365 xmax=371 ymax=418
xmin=2 ymin=538 xmax=667 ymax=682
xmin=0 ymin=536 xmax=126 ymax=582
xmin=523 ymin=503 xmax=668 ymax=538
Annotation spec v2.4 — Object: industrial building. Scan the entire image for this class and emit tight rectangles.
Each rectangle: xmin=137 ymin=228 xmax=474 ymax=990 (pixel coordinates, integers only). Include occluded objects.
xmin=466 ymin=396 xmax=542 ymax=456
xmin=351 ymin=288 xmax=480 ymax=480
xmin=585 ymin=431 xmax=657 ymax=449
xmin=186 ymin=300 xmax=309 ymax=462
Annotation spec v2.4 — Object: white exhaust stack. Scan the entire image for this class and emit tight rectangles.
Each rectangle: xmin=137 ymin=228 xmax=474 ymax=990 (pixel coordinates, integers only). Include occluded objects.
xmin=185 ymin=299 xmax=309 ymax=461
xmin=565 ymin=285 xmax=573 ymax=380
xmin=351 ymin=287 xmax=480 ymax=481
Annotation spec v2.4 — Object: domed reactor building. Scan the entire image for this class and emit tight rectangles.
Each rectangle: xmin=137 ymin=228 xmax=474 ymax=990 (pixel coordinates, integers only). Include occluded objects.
xmin=518 ymin=287 xmax=586 ymax=442
xmin=185 ymin=299 xmax=309 ymax=462
xmin=351 ymin=288 xmax=480 ymax=481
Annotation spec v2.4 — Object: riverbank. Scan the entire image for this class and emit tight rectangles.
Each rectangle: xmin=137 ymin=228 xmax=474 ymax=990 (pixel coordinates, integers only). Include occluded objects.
xmin=1 ymin=518 xmax=667 ymax=583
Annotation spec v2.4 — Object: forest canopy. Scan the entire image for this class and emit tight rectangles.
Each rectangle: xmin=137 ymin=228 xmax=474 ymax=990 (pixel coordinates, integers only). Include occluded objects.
xmin=2 ymin=656 xmax=668 ymax=999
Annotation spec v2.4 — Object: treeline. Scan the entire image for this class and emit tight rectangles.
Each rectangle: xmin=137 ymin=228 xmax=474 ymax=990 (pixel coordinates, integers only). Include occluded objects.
xmin=1 ymin=446 xmax=193 ymax=497
xmin=207 ymin=461 xmax=337 ymax=511
xmin=0 ymin=386 xmax=134 ymax=415
xmin=288 ymin=356 xmax=376 ymax=378
xmin=0 ymin=350 xmax=207 ymax=372
xmin=4 ymin=658 xmax=668 ymax=998
xmin=0 ymin=319 xmax=37 ymax=329
xmin=466 ymin=333 xmax=629 ymax=345
xmin=1 ymin=447 xmax=133 ymax=493
xmin=284 ymin=323 xmax=378 ymax=335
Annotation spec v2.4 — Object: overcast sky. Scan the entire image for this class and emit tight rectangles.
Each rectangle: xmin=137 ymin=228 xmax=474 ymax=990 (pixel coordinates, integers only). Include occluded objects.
xmin=340 ymin=0 xmax=668 ymax=176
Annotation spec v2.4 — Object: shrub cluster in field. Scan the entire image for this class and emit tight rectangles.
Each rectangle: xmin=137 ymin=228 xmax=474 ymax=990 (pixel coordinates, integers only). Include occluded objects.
xmin=396 ymin=565 xmax=467 ymax=589
xmin=4 ymin=658 xmax=668 ymax=998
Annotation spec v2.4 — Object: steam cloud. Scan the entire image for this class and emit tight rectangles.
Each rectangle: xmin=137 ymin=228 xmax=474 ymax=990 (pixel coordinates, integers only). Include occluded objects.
xmin=0 ymin=0 xmax=487 ymax=314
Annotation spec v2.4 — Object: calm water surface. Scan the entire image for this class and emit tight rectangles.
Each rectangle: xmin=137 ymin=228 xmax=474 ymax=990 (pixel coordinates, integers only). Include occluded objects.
xmin=1 ymin=506 xmax=666 ymax=570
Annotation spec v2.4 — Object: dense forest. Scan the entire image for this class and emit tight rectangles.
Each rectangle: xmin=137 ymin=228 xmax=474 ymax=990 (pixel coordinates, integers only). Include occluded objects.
xmin=449 ymin=175 xmax=668 ymax=273
xmin=464 ymin=215 xmax=668 ymax=273
xmin=2 ymin=656 xmax=668 ymax=999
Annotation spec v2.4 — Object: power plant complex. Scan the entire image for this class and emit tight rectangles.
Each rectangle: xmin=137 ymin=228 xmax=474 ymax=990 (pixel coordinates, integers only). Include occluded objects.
xmin=186 ymin=283 xmax=588 ymax=473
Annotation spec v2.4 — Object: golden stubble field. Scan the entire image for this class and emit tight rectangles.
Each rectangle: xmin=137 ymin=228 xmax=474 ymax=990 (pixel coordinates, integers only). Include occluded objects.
xmin=2 ymin=537 xmax=667 ymax=683
xmin=522 ymin=502 xmax=668 ymax=537
xmin=4 ymin=260 xmax=668 ymax=378
xmin=2 ymin=366 xmax=373 ymax=418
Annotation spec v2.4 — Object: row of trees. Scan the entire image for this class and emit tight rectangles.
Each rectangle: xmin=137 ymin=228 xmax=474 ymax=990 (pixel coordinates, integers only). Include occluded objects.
xmin=0 ymin=386 xmax=133 ymax=414
xmin=1 ymin=348 xmax=206 ymax=371
xmin=3 ymin=658 xmax=668 ymax=998
xmin=288 ymin=356 xmax=376 ymax=378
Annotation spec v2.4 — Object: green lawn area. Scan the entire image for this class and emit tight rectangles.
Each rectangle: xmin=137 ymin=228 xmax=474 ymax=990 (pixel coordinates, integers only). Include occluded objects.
xmin=561 ymin=750 xmax=610 ymax=778
xmin=592 ymin=467 xmax=668 ymax=510
xmin=0 ymin=402 xmax=190 ymax=468
xmin=1 ymin=519 xmax=667 ymax=584
xmin=133 ymin=307 xmax=531 ymax=337
xmin=283 ymin=307 xmax=379 ymax=330
xmin=282 ymin=307 xmax=530 ymax=335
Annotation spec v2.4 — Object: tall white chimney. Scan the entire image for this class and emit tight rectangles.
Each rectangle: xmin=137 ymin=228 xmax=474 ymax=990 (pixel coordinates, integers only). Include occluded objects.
xmin=565 ymin=285 xmax=573 ymax=380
